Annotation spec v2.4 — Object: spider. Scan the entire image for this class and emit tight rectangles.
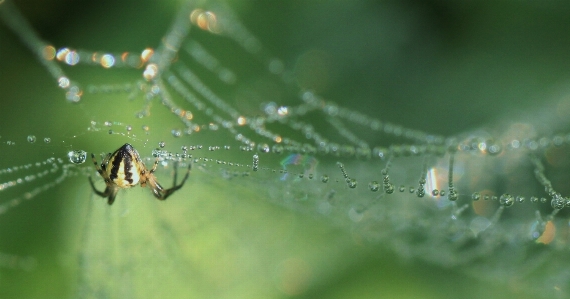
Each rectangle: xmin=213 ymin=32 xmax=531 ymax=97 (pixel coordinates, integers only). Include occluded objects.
xmin=88 ymin=143 xmax=191 ymax=205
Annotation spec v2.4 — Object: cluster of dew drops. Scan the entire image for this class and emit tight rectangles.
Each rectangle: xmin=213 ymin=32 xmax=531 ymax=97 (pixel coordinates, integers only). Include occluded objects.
xmin=21 ymin=132 xmax=557 ymax=211
xmin=26 ymin=135 xmax=87 ymax=165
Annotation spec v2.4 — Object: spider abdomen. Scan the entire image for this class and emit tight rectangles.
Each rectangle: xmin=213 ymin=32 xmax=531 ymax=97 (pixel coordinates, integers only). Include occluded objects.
xmin=107 ymin=144 xmax=141 ymax=188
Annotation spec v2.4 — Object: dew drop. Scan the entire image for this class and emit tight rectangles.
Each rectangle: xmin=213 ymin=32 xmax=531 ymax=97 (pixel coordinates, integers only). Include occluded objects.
xmin=471 ymin=192 xmax=481 ymax=201
xmin=487 ymin=141 xmax=502 ymax=156
xmin=159 ymin=141 xmax=166 ymax=148
xmin=67 ymin=150 xmax=87 ymax=164
xmin=499 ymin=193 xmax=514 ymax=207
xmin=347 ymin=178 xmax=357 ymax=189
xmin=252 ymin=154 xmax=259 ymax=171
xmin=385 ymin=183 xmax=395 ymax=194
xmin=448 ymin=190 xmax=458 ymax=201
xmin=43 ymin=137 xmax=51 ymax=143
xmin=321 ymin=175 xmax=329 ymax=183
xmin=516 ymin=196 xmax=525 ymax=203
xmin=258 ymin=144 xmax=270 ymax=153
xmin=399 ymin=185 xmax=405 ymax=192
xmin=27 ymin=135 xmax=36 ymax=143
xmin=416 ymin=188 xmax=425 ymax=198
xmin=551 ymin=195 xmax=565 ymax=210
xmin=171 ymin=129 xmax=182 ymax=137
xmin=368 ymin=181 xmax=379 ymax=192
xmin=530 ymin=196 xmax=538 ymax=203
xmin=431 ymin=189 xmax=439 ymax=196
xmin=126 ymin=125 xmax=132 ymax=132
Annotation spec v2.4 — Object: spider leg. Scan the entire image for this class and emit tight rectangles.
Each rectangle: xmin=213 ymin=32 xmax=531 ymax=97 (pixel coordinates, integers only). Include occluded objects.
xmin=155 ymin=161 xmax=192 ymax=200
xmin=149 ymin=158 xmax=158 ymax=174
xmin=91 ymin=153 xmax=104 ymax=176
xmin=88 ymin=176 xmax=111 ymax=198
xmin=90 ymin=152 xmax=117 ymax=204
xmin=107 ymin=189 xmax=119 ymax=205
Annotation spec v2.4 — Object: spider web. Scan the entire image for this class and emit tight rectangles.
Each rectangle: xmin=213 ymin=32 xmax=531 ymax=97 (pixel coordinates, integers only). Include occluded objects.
xmin=1 ymin=0 xmax=570 ymax=298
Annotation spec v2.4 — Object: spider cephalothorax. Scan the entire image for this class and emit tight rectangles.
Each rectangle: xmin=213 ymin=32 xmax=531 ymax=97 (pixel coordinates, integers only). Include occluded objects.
xmin=88 ymin=143 xmax=191 ymax=205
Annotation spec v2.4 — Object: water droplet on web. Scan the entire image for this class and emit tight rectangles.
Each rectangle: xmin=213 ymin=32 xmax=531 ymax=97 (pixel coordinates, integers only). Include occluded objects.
xmin=258 ymin=144 xmax=270 ymax=153
xmin=58 ymin=76 xmax=70 ymax=88
xmin=347 ymin=178 xmax=357 ymax=189
xmin=551 ymin=195 xmax=565 ymax=210
xmin=368 ymin=181 xmax=379 ymax=192
xmin=487 ymin=141 xmax=502 ymax=156
xmin=43 ymin=138 xmax=51 ymax=143
xmin=499 ymin=194 xmax=514 ymax=207
xmin=171 ymin=129 xmax=182 ymax=137
xmin=272 ymin=145 xmax=283 ymax=154
xmin=67 ymin=150 xmax=87 ymax=164
xmin=252 ymin=154 xmax=259 ymax=171
xmin=416 ymin=188 xmax=425 ymax=198
xmin=448 ymin=190 xmax=458 ymax=201
xmin=159 ymin=141 xmax=166 ymax=148
xmin=471 ymin=192 xmax=481 ymax=201
xmin=208 ymin=123 xmax=219 ymax=131
xmin=321 ymin=175 xmax=329 ymax=183
xmin=384 ymin=183 xmax=395 ymax=194
xmin=27 ymin=135 xmax=36 ymax=143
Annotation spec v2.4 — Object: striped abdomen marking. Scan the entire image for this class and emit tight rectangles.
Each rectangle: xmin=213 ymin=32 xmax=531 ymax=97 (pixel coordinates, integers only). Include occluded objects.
xmin=108 ymin=144 xmax=141 ymax=188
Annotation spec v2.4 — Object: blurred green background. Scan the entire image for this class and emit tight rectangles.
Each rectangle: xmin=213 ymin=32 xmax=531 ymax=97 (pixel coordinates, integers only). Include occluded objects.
xmin=2 ymin=0 xmax=570 ymax=298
